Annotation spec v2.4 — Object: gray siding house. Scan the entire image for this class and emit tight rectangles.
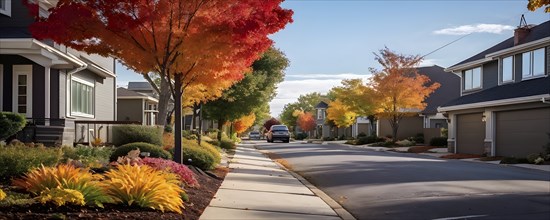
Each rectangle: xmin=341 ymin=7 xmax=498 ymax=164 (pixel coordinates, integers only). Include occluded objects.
xmin=377 ymin=65 xmax=460 ymax=142
xmin=440 ymin=21 xmax=550 ymax=157
xmin=117 ymin=88 xmax=158 ymax=126
xmin=0 ymin=0 xmax=117 ymax=145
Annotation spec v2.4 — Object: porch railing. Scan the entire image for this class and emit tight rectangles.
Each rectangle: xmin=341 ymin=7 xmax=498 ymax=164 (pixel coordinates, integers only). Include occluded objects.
xmin=74 ymin=120 xmax=141 ymax=145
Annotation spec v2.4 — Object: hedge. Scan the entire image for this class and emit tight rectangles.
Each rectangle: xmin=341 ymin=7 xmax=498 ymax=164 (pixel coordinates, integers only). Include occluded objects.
xmin=112 ymin=125 xmax=163 ymax=146
xmin=110 ymin=142 xmax=171 ymax=162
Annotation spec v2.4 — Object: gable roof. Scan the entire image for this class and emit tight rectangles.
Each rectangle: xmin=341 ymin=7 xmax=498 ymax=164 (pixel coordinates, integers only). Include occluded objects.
xmin=417 ymin=65 xmax=461 ymax=114
xmin=315 ymin=101 xmax=329 ymax=109
xmin=440 ymin=77 xmax=550 ymax=110
xmin=128 ymin=82 xmax=154 ymax=90
xmin=117 ymin=87 xmax=158 ymax=102
xmin=447 ymin=20 xmax=550 ymax=71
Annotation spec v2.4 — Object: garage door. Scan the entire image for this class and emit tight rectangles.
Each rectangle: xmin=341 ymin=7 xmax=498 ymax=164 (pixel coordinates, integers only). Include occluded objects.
xmin=496 ymin=108 xmax=550 ymax=157
xmin=456 ymin=113 xmax=485 ymax=155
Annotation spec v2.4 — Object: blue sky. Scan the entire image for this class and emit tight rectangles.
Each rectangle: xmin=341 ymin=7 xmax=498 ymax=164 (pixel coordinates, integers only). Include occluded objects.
xmin=117 ymin=1 xmax=550 ymax=117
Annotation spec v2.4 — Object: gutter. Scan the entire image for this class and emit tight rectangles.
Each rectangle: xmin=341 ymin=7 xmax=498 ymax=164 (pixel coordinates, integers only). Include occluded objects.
xmin=438 ymin=94 xmax=550 ymax=112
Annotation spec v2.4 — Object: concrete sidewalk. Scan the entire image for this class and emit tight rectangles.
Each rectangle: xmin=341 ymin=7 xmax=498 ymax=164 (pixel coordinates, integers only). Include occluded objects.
xmin=200 ymin=144 xmax=345 ymax=220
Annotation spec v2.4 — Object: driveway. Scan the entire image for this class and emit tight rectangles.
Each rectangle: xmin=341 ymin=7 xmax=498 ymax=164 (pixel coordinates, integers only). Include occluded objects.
xmin=254 ymin=141 xmax=550 ymax=220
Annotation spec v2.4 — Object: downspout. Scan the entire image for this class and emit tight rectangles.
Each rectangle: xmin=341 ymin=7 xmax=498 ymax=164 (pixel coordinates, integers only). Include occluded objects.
xmin=65 ymin=64 xmax=87 ymax=118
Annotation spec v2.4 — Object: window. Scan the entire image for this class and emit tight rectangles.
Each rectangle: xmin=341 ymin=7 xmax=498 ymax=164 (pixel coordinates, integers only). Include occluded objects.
xmin=463 ymin=67 xmax=482 ymax=90
xmin=0 ymin=0 xmax=11 ymax=16
xmin=71 ymin=78 xmax=94 ymax=117
xmin=500 ymin=56 xmax=514 ymax=83
xmin=12 ymin=65 xmax=32 ymax=117
xmin=317 ymin=109 xmax=324 ymax=119
xmin=522 ymin=48 xmax=546 ymax=79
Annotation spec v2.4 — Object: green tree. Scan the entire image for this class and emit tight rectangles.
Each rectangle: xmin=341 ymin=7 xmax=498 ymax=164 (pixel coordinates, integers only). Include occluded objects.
xmin=204 ymin=47 xmax=288 ymax=140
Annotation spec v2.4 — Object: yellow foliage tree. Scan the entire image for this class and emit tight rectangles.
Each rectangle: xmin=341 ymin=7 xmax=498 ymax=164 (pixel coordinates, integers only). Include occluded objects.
xmin=527 ymin=0 xmax=550 ymax=12
xmin=327 ymin=100 xmax=357 ymax=128
xmin=370 ymin=47 xmax=440 ymax=141
xmin=233 ymin=113 xmax=257 ymax=135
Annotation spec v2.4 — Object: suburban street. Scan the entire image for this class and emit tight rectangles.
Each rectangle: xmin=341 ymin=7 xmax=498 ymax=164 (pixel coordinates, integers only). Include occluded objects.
xmin=253 ymin=141 xmax=550 ymax=220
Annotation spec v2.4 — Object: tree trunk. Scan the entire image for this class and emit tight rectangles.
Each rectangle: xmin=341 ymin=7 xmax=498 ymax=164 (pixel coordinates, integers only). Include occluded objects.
xmin=217 ymin=119 xmax=224 ymax=141
xmin=156 ymin=77 xmax=172 ymax=126
xmin=368 ymin=115 xmax=377 ymax=136
xmin=198 ymin=103 xmax=203 ymax=145
xmin=229 ymin=122 xmax=234 ymax=137
xmin=173 ymin=74 xmax=183 ymax=164
xmin=391 ymin=115 xmax=399 ymax=142
xmin=192 ymin=104 xmax=198 ymax=131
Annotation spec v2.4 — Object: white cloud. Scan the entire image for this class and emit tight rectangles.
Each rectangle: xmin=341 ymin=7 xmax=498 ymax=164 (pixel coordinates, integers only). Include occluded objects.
xmin=269 ymin=73 xmax=371 ymax=117
xmin=434 ymin=24 xmax=514 ymax=35
xmin=419 ymin=59 xmax=437 ymax=67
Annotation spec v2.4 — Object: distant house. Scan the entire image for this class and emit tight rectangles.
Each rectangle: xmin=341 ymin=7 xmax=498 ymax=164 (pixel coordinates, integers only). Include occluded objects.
xmin=1 ymin=0 xmax=117 ymax=145
xmin=117 ymin=88 xmax=158 ymax=126
xmin=314 ymin=101 xmax=370 ymax=139
xmin=439 ymin=20 xmax=550 ymax=157
xmin=377 ymin=65 xmax=460 ymax=142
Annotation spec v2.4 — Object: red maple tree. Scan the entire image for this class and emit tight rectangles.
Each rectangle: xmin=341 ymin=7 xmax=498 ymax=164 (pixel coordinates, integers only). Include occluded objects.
xmin=297 ymin=112 xmax=316 ymax=132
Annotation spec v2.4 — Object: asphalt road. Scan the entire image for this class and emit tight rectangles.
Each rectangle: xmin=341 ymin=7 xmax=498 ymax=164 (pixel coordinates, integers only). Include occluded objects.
xmin=253 ymin=141 xmax=550 ymax=220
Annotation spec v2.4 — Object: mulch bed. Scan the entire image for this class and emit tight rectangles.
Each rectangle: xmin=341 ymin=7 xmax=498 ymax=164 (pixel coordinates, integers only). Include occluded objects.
xmin=0 ymin=167 xmax=228 ymax=220
xmin=407 ymin=146 xmax=436 ymax=153
xmin=440 ymin=153 xmax=482 ymax=159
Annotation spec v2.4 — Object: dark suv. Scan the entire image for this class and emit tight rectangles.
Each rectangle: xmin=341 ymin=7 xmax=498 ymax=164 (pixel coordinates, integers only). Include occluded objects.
xmin=267 ymin=125 xmax=290 ymax=143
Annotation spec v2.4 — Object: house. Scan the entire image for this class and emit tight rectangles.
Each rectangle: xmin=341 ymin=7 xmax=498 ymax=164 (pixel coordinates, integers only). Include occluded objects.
xmin=117 ymin=87 xmax=158 ymax=126
xmin=314 ymin=101 xmax=370 ymax=139
xmin=0 ymin=0 xmax=117 ymax=145
xmin=439 ymin=20 xmax=550 ymax=157
xmin=377 ymin=65 xmax=461 ymax=142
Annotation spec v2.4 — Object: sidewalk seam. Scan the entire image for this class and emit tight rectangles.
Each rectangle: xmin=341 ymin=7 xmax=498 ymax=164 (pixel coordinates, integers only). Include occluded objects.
xmin=208 ymin=205 xmax=341 ymax=217
xmin=256 ymin=148 xmax=357 ymax=220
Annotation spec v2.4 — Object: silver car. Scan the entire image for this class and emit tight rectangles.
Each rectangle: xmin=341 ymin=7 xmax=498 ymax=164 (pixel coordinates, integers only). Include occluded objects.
xmin=267 ymin=125 xmax=290 ymax=143
xmin=249 ymin=131 xmax=261 ymax=140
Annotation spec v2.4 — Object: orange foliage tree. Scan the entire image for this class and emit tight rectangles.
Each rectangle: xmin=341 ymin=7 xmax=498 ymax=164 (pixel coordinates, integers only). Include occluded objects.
xmin=296 ymin=112 xmax=316 ymax=132
xmin=369 ymin=48 xmax=440 ymax=141
xmin=327 ymin=100 xmax=357 ymax=129
xmin=28 ymin=0 xmax=293 ymax=163
xmin=233 ymin=113 xmax=257 ymax=135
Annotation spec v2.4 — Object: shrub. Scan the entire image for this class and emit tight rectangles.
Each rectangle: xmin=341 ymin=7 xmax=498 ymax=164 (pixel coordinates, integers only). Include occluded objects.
xmin=322 ymin=137 xmax=335 ymax=141
xmin=142 ymin=157 xmax=199 ymax=187
xmin=112 ymin=125 xmax=163 ymax=146
xmin=295 ymin=133 xmax=308 ymax=140
xmin=500 ymin=157 xmax=529 ymax=164
xmin=357 ymin=132 xmax=368 ymax=138
xmin=38 ymin=188 xmax=86 ymax=207
xmin=164 ymin=125 xmax=173 ymax=133
xmin=220 ymin=138 xmax=236 ymax=150
xmin=412 ymin=133 xmax=424 ymax=144
xmin=62 ymin=145 xmax=114 ymax=168
xmin=430 ymin=137 xmax=448 ymax=147
xmin=441 ymin=128 xmax=448 ymax=137
xmin=110 ymin=142 xmax=171 ymax=162
xmin=356 ymin=135 xmax=383 ymax=145
xmin=103 ymin=164 xmax=184 ymax=213
xmin=338 ymin=135 xmax=346 ymax=140
xmin=181 ymin=139 xmax=221 ymax=170
xmin=12 ymin=164 xmax=111 ymax=207
xmin=182 ymin=130 xmax=198 ymax=140
xmin=0 ymin=143 xmax=62 ymax=181
xmin=396 ymin=139 xmax=415 ymax=147
xmin=0 ymin=112 xmax=27 ymax=141
xmin=372 ymin=141 xmax=396 ymax=147
xmin=0 ymin=191 xmax=34 ymax=207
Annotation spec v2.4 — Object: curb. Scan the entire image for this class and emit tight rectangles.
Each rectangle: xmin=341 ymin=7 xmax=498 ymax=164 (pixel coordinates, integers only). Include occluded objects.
xmin=256 ymin=148 xmax=357 ymax=220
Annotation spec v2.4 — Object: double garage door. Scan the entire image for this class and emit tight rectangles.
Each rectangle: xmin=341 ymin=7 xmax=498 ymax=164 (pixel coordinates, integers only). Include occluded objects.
xmin=456 ymin=108 xmax=550 ymax=157
xmin=495 ymin=108 xmax=550 ymax=157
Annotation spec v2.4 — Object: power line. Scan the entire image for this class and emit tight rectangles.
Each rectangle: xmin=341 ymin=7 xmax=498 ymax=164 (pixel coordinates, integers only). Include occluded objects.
xmin=421 ymin=33 xmax=472 ymax=59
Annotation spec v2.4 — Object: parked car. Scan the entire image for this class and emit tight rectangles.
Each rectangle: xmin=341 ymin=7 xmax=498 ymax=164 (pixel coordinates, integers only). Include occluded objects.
xmin=249 ymin=131 xmax=261 ymax=140
xmin=267 ymin=125 xmax=290 ymax=143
